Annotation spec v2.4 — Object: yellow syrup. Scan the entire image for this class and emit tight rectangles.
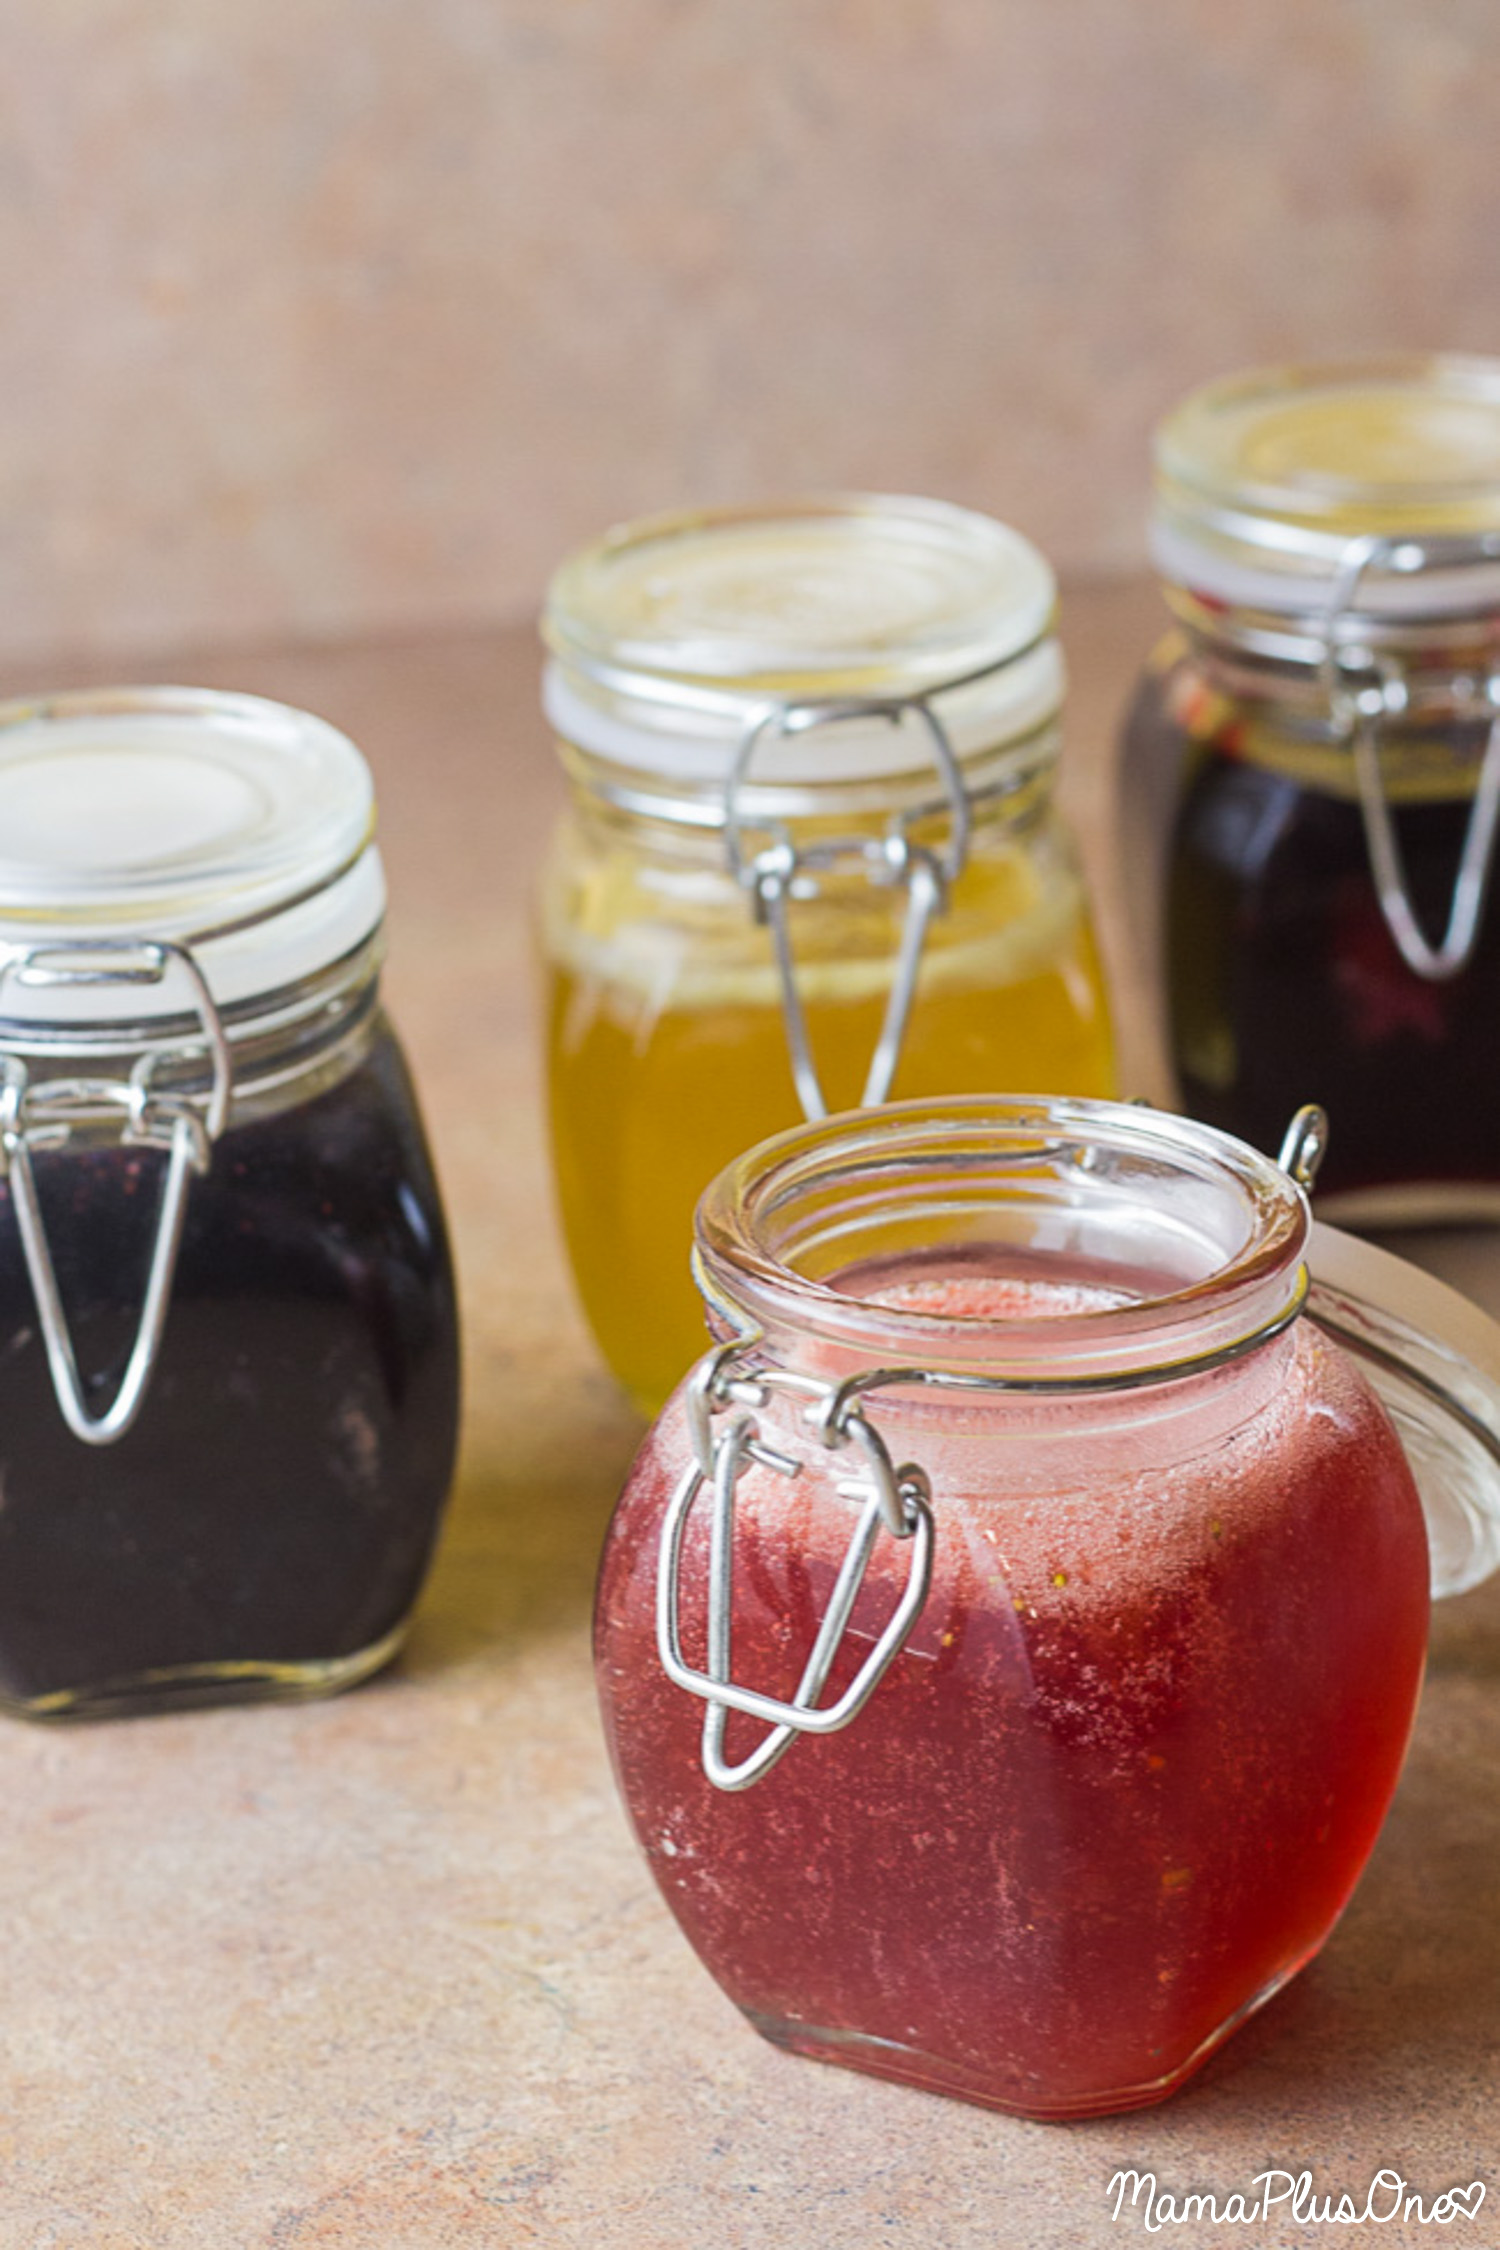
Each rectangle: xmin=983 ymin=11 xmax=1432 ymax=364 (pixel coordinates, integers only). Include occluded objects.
xmin=545 ymin=836 xmax=1115 ymax=1411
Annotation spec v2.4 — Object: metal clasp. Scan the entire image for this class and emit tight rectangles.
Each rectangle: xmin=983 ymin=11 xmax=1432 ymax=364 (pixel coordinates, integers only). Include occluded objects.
xmin=1278 ymin=1102 xmax=1330 ymax=1193
xmin=722 ymin=698 xmax=971 ymax=1120
xmin=0 ymin=940 xmax=232 ymax=1446
xmin=656 ymin=1346 xmax=935 ymax=1791
xmin=1320 ymin=533 xmax=1500 ymax=982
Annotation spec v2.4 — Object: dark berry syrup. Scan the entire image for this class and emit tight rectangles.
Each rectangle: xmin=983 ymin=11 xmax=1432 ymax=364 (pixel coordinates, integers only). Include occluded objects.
xmin=0 ymin=1023 xmax=459 ymax=1714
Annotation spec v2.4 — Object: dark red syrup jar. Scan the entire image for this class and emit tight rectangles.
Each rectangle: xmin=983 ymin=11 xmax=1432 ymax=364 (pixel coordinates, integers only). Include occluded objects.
xmin=1124 ymin=357 xmax=1500 ymax=1223
xmin=595 ymin=1096 xmax=1500 ymax=2119
xmin=0 ymin=687 xmax=459 ymax=1718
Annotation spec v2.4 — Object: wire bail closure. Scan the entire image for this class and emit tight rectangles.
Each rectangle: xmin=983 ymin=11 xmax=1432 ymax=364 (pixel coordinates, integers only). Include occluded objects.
xmin=1320 ymin=532 xmax=1500 ymax=982
xmin=722 ymin=698 xmax=972 ymax=1120
xmin=0 ymin=939 xmax=232 ymax=1447
xmin=656 ymin=1344 xmax=935 ymax=1791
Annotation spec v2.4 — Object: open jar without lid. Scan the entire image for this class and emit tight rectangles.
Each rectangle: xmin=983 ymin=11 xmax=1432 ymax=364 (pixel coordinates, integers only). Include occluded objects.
xmin=1126 ymin=356 xmax=1500 ymax=1219
xmin=596 ymin=1095 xmax=1500 ymax=2118
xmin=0 ymin=686 xmax=459 ymax=1718
xmin=540 ymin=496 xmax=1115 ymax=1412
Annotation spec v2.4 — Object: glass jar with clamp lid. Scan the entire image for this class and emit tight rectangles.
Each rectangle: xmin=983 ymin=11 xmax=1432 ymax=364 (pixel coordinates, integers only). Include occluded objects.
xmin=595 ymin=1093 xmax=1500 ymax=2117
xmin=541 ymin=496 xmax=1116 ymax=1411
xmin=0 ymin=686 xmax=460 ymax=1718
xmin=1126 ymin=355 xmax=1500 ymax=1221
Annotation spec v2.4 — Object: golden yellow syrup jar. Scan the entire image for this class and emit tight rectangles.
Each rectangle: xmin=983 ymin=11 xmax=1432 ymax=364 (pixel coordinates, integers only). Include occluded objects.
xmin=540 ymin=496 xmax=1117 ymax=1411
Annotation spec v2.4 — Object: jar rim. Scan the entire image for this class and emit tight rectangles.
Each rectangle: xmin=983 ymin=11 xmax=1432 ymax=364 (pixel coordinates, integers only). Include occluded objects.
xmin=694 ymin=1096 xmax=1310 ymax=1387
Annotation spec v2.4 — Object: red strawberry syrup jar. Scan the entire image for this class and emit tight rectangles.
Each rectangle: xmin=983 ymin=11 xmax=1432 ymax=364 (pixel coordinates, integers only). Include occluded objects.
xmin=595 ymin=1095 xmax=1500 ymax=2119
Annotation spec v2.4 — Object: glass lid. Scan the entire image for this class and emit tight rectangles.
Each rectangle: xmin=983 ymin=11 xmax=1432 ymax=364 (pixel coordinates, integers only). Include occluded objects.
xmin=0 ymin=686 xmax=383 ymax=1024
xmin=1308 ymin=1220 xmax=1500 ymax=1599
xmin=1152 ymin=356 xmax=1500 ymax=620
xmin=546 ymin=494 xmax=1054 ymax=692
xmin=541 ymin=495 xmax=1063 ymax=783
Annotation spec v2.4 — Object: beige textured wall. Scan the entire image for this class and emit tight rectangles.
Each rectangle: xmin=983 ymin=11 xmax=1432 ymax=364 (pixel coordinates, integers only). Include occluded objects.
xmin=3 ymin=0 xmax=1499 ymax=664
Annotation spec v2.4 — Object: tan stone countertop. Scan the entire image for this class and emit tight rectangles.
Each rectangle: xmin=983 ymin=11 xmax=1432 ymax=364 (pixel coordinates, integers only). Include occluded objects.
xmin=2 ymin=586 xmax=1497 ymax=2249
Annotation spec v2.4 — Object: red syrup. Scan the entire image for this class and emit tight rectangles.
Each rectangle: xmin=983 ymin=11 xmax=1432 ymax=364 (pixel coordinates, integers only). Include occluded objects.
xmin=595 ymin=1264 xmax=1430 ymax=2118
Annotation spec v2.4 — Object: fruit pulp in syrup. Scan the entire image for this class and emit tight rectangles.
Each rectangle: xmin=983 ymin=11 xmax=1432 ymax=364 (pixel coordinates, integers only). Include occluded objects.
xmin=595 ymin=1254 xmax=1429 ymax=2117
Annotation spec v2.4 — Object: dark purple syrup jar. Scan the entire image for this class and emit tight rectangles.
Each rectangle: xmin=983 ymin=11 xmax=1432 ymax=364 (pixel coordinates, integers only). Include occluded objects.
xmin=1123 ymin=357 xmax=1500 ymax=1226
xmin=0 ymin=687 xmax=460 ymax=1718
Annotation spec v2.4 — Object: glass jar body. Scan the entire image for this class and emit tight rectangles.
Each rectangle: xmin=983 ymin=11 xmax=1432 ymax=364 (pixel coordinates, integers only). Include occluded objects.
xmin=543 ymin=773 xmax=1115 ymax=1412
xmin=0 ymin=1000 xmax=460 ymax=1717
xmin=596 ymin=1318 xmax=1426 ymax=2118
xmin=1134 ymin=632 xmax=1500 ymax=1216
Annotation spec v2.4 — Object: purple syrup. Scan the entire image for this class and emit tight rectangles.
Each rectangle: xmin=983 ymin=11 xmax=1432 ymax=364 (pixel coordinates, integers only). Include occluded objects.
xmin=0 ymin=1024 xmax=459 ymax=1710
xmin=1128 ymin=670 xmax=1500 ymax=1196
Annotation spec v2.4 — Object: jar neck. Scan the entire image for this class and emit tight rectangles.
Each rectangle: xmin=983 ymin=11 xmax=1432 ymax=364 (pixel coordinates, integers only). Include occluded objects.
xmin=715 ymin=1324 xmax=1303 ymax=1482
xmin=693 ymin=1096 xmax=1310 ymax=1412
xmin=557 ymin=717 xmax=1062 ymax=862
xmin=0 ymin=929 xmax=383 ymax=1134
xmin=1163 ymin=578 xmax=1500 ymax=723
xmin=547 ymin=622 xmax=1065 ymax=827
